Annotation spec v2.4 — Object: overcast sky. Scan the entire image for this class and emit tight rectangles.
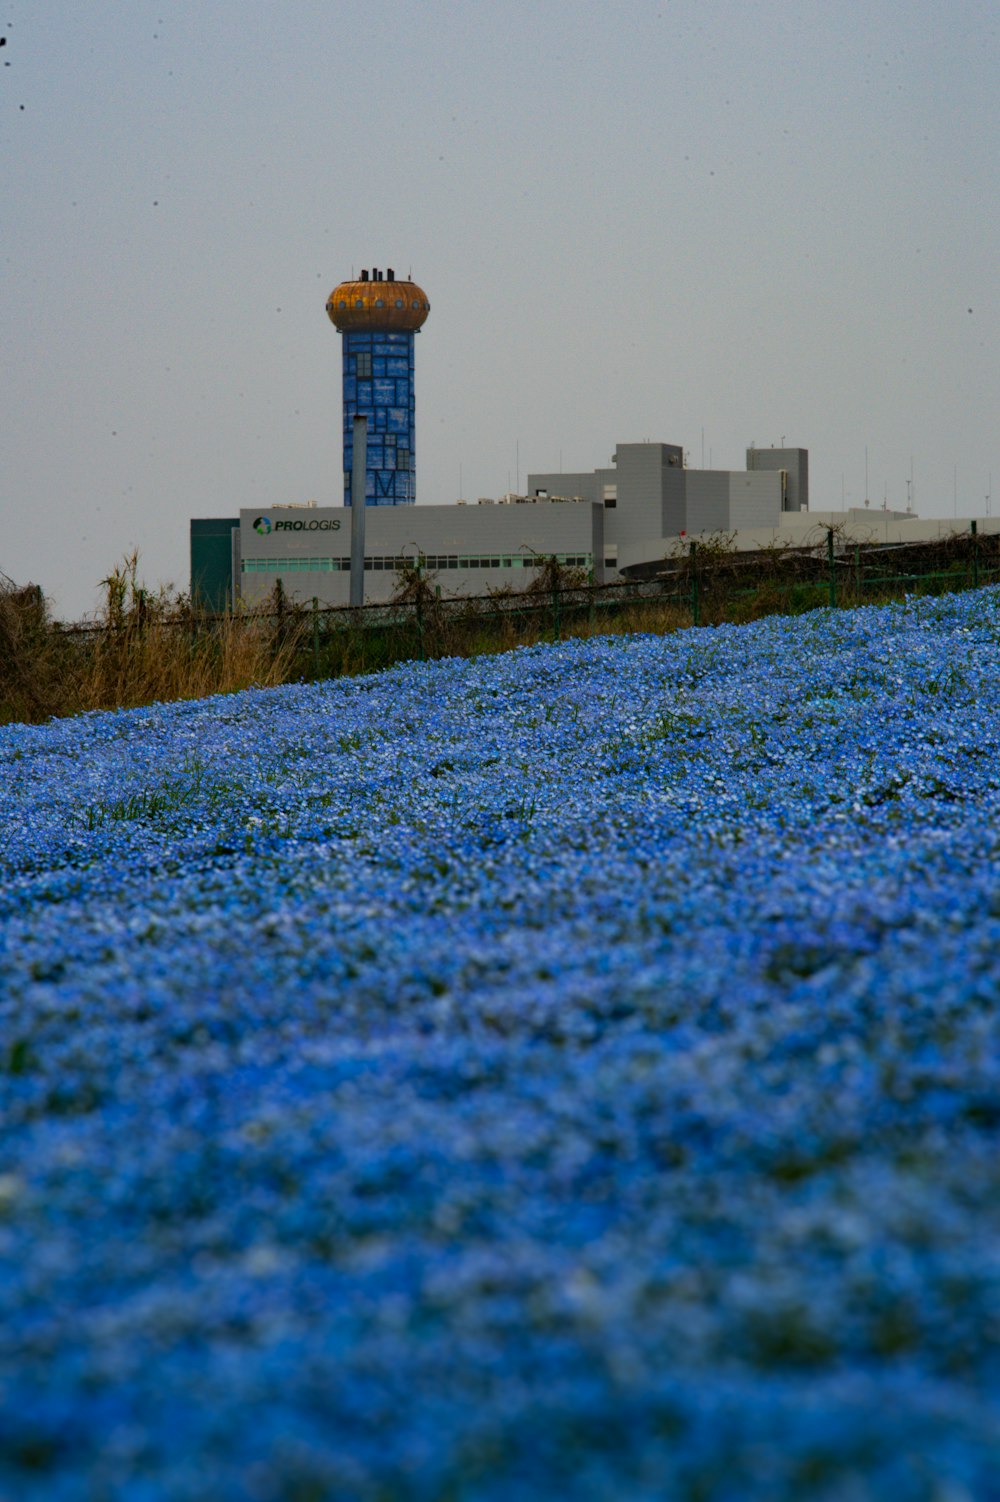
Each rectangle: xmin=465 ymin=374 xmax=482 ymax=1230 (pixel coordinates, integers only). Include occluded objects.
xmin=4 ymin=0 xmax=997 ymax=619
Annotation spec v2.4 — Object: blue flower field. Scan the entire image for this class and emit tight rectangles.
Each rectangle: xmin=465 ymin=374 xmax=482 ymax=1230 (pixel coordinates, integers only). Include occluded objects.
xmin=2 ymin=591 xmax=1000 ymax=1500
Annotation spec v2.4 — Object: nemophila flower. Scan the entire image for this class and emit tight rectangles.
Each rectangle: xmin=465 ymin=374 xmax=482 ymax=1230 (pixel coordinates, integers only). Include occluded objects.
xmin=2 ymin=591 xmax=1000 ymax=1497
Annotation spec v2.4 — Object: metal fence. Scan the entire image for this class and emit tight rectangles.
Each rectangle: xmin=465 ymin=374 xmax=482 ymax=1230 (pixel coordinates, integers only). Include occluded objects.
xmin=282 ymin=521 xmax=1000 ymax=672
xmin=51 ymin=522 xmax=1000 ymax=680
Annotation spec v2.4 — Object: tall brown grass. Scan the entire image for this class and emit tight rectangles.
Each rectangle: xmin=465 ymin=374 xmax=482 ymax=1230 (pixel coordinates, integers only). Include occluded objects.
xmin=1 ymin=535 xmax=991 ymax=727
xmin=1 ymin=553 xmax=294 ymax=727
xmin=0 ymin=554 xmax=697 ymax=728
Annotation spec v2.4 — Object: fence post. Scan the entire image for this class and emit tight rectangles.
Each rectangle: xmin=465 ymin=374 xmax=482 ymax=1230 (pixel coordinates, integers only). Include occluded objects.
xmin=690 ymin=541 xmax=700 ymax=626
xmin=588 ymin=567 xmax=595 ymax=630
xmin=827 ymin=528 xmax=836 ymax=608
xmin=551 ymin=557 xmax=561 ymax=640
xmin=311 ymin=596 xmax=320 ymax=676
xmin=972 ymin=519 xmax=979 ymax=589
xmin=854 ymin=544 xmax=861 ymax=602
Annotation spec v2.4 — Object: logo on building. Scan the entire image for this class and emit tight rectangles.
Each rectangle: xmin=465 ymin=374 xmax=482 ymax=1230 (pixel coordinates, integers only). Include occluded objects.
xmin=252 ymin=513 xmax=341 ymax=535
xmin=273 ymin=517 xmax=341 ymax=532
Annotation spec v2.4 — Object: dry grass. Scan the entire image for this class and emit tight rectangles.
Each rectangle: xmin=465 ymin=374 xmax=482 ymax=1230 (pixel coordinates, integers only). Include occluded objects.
xmin=1 ymin=540 xmax=991 ymax=727
xmin=0 ymin=560 xmax=697 ymax=728
xmin=76 ymin=610 xmax=294 ymax=713
xmin=0 ymin=554 xmax=295 ymax=727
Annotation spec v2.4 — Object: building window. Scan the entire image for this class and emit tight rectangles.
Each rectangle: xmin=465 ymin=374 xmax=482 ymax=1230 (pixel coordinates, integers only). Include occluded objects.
xmin=355 ymin=351 xmax=372 ymax=379
xmin=397 ymin=447 xmax=411 ymax=471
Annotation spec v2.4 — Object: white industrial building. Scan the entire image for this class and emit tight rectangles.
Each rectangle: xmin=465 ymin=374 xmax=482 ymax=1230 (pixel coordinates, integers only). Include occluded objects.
xmin=192 ymin=439 xmax=977 ymax=612
xmin=219 ymin=441 xmax=821 ymax=609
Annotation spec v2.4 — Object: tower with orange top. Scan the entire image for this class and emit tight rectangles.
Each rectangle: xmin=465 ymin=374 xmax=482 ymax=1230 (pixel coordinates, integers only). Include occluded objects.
xmin=326 ymin=267 xmax=430 ymax=506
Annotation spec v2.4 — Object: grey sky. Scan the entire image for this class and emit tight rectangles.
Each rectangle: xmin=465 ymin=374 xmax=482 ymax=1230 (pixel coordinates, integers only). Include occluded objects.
xmin=4 ymin=0 xmax=997 ymax=619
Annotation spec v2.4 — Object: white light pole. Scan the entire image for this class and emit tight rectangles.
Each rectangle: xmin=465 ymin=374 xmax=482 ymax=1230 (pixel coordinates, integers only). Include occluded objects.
xmin=350 ymin=415 xmax=367 ymax=608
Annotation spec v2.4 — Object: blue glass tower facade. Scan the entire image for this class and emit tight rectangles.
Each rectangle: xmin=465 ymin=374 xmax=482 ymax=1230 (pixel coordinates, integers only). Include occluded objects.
xmin=341 ymin=329 xmax=415 ymax=505
xmin=326 ymin=269 xmax=430 ymax=508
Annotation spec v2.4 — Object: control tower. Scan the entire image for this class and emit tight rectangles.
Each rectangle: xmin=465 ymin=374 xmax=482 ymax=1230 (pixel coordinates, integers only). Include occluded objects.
xmin=326 ymin=268 xmax=430 ymax=505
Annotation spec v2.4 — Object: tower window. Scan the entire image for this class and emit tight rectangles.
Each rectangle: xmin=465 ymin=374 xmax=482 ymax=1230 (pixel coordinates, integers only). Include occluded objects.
xmin=397 ymin=447 xmax=411 ymax=471
xmin=355 ymin=351 xmax=372 ymax=378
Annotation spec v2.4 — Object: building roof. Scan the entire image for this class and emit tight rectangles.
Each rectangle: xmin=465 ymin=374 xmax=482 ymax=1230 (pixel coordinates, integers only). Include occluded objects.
xmin=617 ymin=510 xmax=985 ymax=576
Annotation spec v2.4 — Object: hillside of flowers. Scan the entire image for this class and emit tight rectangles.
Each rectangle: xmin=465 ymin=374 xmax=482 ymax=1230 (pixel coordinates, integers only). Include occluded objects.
xmin=2 ymin=589 xmax=1000 ymax=1500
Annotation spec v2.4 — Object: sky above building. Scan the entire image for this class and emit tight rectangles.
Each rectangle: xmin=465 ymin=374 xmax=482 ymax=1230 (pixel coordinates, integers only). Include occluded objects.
xmin=4 ymin=0 xmax=997 ymax=619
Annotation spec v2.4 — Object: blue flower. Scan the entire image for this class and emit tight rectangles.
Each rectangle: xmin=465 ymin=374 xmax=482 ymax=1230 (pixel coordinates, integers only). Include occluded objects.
xmin=1 ymin=589 xmax=1000 ymax=1497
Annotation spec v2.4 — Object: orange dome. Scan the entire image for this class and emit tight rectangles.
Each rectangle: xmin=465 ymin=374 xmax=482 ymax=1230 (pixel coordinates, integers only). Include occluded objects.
xmin=326 ymin=271 xmax=430 ymax=332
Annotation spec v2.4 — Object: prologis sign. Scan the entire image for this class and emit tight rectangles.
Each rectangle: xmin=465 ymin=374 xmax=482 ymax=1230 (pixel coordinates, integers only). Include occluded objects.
xmin=253 ymin=515 xmax=341 ymax=535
